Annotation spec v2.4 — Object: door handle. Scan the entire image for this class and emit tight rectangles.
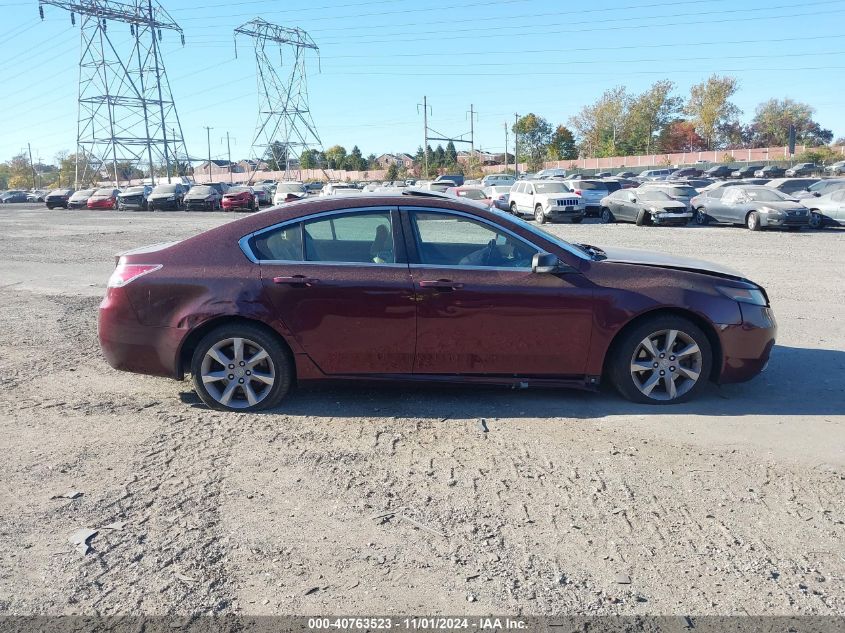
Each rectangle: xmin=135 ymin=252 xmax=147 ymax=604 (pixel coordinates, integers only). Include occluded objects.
xmin=419 ymin=279 xmax=463 ymax=290
xmin=273 ymin=275 xmax=319 ymax=286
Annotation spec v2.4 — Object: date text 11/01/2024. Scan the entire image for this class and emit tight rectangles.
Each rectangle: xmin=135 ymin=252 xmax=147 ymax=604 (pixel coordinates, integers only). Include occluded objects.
xmin=307 ymin=617 xmax=528 ymax=630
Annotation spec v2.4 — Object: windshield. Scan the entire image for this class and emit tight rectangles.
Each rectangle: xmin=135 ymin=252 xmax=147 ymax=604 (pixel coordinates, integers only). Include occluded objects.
xmin=276 ymin=183 xmax=305 ymax=193
xmin=228 ymin=186 xmax=251 ymax=194
xmin=743 ymin=188 xmax=790 ymax=201
xmin=189 ymin=186 xmax=214 ymax=195
xmin=152 ymin=184 xmax=177 ymax=194
xmin=124 ymin=186 xmax=146 ymax=194
xmin=93 ymin=188 xmax=114 ymax=196
xmin=491 ymin=210 xmax=589 ymax=261
xmin=638 ymin=190 xmax=673 ymax=201
xmin=533 ymin=182 xmax=570 ymax=194
xmin=49 ymin=189 xmax=72 ymax=195
xmin=72 ymin=189 xmax=95 ymax=198
xmin=660 ymin=186 xmax=697 ymax=197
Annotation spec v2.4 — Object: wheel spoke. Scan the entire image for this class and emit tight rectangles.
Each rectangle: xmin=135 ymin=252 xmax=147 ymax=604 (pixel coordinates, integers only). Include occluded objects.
xmin=246 ymin=349 xmax=269 ymax=367
xmin=640 ymin=337 xmax=659 ymax=358
xmin=675 ymin=343 xmax=700 ymax=358
xmin=631 ymin=360 xmax=654 ymax=373
xmin=202 ymin=371 xmax=228 ymax=384
xmin=663 ymin=374 xmax=678 ymax=399
xmin=206 ymin=347 xmax=231 ymax=367
xmin=243 ymin=382 xmax=259 ymax=406
xmin=640 ymin=372 xmax=661 ymax=395
xmin=250 ymin=370 xmax=274 ymax=385
xmin=663 ymin=329 xmax=678 ymax=354
xmin=219 ymin=381 xmax=238 ymax=405
xmin=232 ymin=338 xmax=245 ymax=363
xmin=676 ymin=365 xmax=700 ymax=381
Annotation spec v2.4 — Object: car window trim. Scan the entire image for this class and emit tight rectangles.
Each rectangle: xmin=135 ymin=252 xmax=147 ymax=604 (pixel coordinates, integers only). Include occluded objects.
xmin=238 ymin=206 xmax=408 ymax=267
xmin=400 ymin=206 xmax=542 ymax=271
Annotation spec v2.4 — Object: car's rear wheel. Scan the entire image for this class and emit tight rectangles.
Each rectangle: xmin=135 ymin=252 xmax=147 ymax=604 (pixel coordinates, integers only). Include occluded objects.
xmin=608 ymin=315 xmax=712 ymax=405
xmin=694 ymin=208 xmax=710 ymax=225
xmin=191 ymin=324 xmax=292 ymax=412
xmin=746 ymin=211 xmax=761 ymax=231
xmin=808 ymin=211 xmax=824 ymax=229
xmin=600 ymin=207 xmax=614 ymax=224
xmin=534 ymin=204 xmax=546 ymax=224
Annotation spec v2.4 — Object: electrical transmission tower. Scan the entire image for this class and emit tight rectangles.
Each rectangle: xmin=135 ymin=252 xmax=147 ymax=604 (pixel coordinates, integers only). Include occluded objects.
xmin=234 ymin=18 xmax=324 ymax=181
xmin=38 ymin=0 xmax=189 ymax=188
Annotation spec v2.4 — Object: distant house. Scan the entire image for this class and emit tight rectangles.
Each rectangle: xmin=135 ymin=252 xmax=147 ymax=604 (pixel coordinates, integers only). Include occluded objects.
xmin=237 ymin=159 xmax=269 ymax=173
xmin=376 ymin=153 xmax=414 ymax=169
xmin=195 ymin=160 xmax=240 ymax=176
xmin=457 ymin=150 xmax=501 ymax=166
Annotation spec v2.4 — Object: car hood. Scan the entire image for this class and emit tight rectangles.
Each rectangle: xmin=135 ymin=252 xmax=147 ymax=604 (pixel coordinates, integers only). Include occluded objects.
xmin=750 ymin=200 xmax=805 ymax=210
xmin=149 ymin=192 xmax=178 ymax=199
xmin=598 ymin=246 xmax=746 ymax=279
xmin=644 ymin=201 xmax=688 ymax=211
xmin=185 ymin=192 xmax=213 ymax=199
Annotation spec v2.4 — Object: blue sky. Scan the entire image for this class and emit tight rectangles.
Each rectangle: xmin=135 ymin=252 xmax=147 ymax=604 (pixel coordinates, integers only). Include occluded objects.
xmin=1 ymin=0 xmax=844 ymax=166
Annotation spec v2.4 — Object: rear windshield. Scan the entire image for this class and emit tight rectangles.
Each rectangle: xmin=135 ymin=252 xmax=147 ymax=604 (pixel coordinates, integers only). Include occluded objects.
xmin=570 ymin=181 xmax=606 ymax=190
xmin=152 ymin=184 xmax=177 ymax=193
xmin=228 ymin=186 xmax=251 ymax=194
xmin=602 ymin=181 xmax=622 ymax=192
xmin=276 ymin=183 xmax=306 ymax=193
xmin=94 ymin=188 xmax=114 ymax=195
xmin=455 ymin=188 xmax=486 ymax=200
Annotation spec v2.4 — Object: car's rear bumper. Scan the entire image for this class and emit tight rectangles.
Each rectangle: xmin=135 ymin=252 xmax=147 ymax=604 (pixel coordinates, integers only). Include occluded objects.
xmin=717 ymin=304 xmax=777 ymax=384
xmin=98 ymin=288 xmax=183 ymax=378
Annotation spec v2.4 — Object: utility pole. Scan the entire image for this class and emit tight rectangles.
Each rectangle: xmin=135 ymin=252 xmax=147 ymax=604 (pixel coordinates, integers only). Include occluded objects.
xmin=513 ymin=113 xmax=519 ymax=177
xmin=418 ymin=96 xmax=430 ymax=177
xmin=27 ymin=143 xmax=36 ymax=190
xmin=504 ymin=123 xmax=509 ymax=173
xmin=467 ymin=104 xmax=476 ymax=158
xmin=222 ymin=132 xmax=233 ymax=183
xmin=204 ymin=126 xmax=213 ymax=183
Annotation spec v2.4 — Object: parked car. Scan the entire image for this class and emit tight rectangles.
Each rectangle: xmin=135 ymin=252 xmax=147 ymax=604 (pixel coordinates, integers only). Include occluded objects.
xmin=148 ymin=183 xmax=187 ymax=211
xmin=594 ymin=171 xmax=611 ymax=178
xmin=87 ymin=188 xmax=119 ymax=210
xmin=67 ymin=188 xmax=96 ymax=209
xmin=599 ymin=188 xmax=691 ymax=226
xmin=508 ymin=180 xmax=585 ymax=224
xmin=691 ymin=185 xmax=809 ymax=230
xmin=614 ymin=171 xmax=636 ymax=178
xmin=321 ymin=182 xmax=361 ymax=197
xmin=203 ymin=182 xmax=229 ymax=195
xmin=805 ymin=189 xmax=845 ymax=228
xmin=435 ymin=174 xmax=465 ymax=186
xmin=637 ymin=168 xmax=672 ymax=181
xmin=485 ymin=185 xmax=512 ymax=211
xmin=481 ymin=174 xmax=516 ymax=187
xmin=731 ymin=165 xmax=762 ymax=179
xmin=26 ymin=189 xmax=50 ymax=202
xmin=785 ymin=163 xmax=819 ymax=177
xmin=254 ymin=185 xmax=273 ymax=206
xmin=421 ymin=180 xmax=456 ymax=193
xmin=753 ymin=165 xmax=785 ymax=178
xmin=222 ymin=186 xmax=258 ymax=212
xmin=765 ymin=178 xmax=820 ymax=195
xmin=677 ymin=178 xmax=715 ymax=191
xmin=560 ymin=179 xmax=610 ymax=214
xmin=184 ymin=185 xmax=223 ymax=211
xmin=824 ymin=160 xmax=845 ymax=176
xmin=98 ymin=192 xmax=777 ymax=411
xmin=45 ymin=188 xmax=74 ymax=209
xmin=273 ymin=181 xmax=308 ymax=205
xmin=670 ymin=167 xmax=702 ymax=178
xmin=704 ymin=165 xmax=733 ymax=178
xmin=640 ymin=182 xmax=699 ymax=210
xmin=117 ymin=185 xmax=152 ymax=211
xmin=445 ymin=186 xmax=490 ymax=204
xmin=534 ymin=168 xmax=567 ymax=180
xmin=0 ymin=190 xmax=29 ymax=203
xmin=792 ymin=178 xmax=845 ymax=200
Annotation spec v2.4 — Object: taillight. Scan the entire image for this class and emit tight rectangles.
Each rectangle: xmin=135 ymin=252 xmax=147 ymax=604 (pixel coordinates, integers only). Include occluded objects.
xmin=107 ymin=263 xmax=162 ymax=288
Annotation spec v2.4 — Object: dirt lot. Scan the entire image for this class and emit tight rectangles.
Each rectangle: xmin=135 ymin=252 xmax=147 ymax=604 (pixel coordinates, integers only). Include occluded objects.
xmin=0 ymin=204 xmax=843 ymax=617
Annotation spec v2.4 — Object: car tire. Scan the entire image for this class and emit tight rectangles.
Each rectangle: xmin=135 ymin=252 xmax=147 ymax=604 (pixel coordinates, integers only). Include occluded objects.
xmin=510 ymin=202 xmax=519 ymax=216
xmin=46 ymin=205 xmax=54 ymax=210
xmin=808 ymin=211 xmax=824 ymax=229
xmin=635 ymin=209 xmax=650 ymax=226
xmin=600 ymin=207 xmax=614 ymax=224
xmin=607 ymin=314 xmax=712 ymax=405
xmin=190 ymin=323 xmax=293 ymax=412
xmin=694 ymin=208 xmax=710 ymax=225
xmin=746 ymin=211 xmax=761 ymax=231
xmin=534 ymin=205 xmax=546 ymax=224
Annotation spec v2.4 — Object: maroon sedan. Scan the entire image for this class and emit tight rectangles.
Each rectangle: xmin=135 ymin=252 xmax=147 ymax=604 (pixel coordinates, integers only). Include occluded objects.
xmin=98 ymin=192 xmax=776 ymax=411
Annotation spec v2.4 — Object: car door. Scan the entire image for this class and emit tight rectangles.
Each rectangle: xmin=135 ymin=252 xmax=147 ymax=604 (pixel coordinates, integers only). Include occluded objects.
xmin=524 ymin=182 xmax=536 ymax=212
xmin=706 ymin=188 xmax=732 ymax=222
xmin=611 ymin=191 xmax=633 ymax=221
xmin=718 ymin=188 xmax=747 ymax=224
xmin=403 ymin=207 xmax=594 ymax=376
xmin=825 ymin=190 xmax=845 ymax=221
xmin=253 ymin=207 xmax=417 ymax=375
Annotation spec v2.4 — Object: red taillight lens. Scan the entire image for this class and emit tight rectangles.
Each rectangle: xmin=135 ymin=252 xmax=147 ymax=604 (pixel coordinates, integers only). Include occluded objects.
xmin=107 ymin=263 xmax=162 ymax=288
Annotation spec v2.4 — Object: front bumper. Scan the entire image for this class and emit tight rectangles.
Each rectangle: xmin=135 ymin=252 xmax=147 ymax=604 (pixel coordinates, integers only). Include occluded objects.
xmin=761 ymin=212 xmax=810 ymax=227
xmin=543 ymin=205 xmax=586 ymax=222
xmin=98 ymin=287 xmax=184 ymax=379
xmin=118 ymin=198 xmax=146 ymax=210
xmin=185 ymin=199 xmax=217 ymax=211
xmin=148 ymin=199 xmax=181 ymax=210
xmin=652 ymin=211 xmax=692 ymax=225
xmin=717 ymin=303 xmax=777 ymax=384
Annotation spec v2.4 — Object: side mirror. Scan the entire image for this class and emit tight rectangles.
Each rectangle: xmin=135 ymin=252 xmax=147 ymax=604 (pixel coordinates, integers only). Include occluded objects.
xmin=532 ymin=252 xmax=561 ymax=274
xmin=813 ymin=192 xmax=821 ymax=197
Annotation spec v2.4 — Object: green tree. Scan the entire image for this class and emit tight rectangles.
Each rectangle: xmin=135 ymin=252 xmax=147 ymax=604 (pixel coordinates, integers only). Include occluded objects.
xmin=344 ymin=145 xmax=366 ymax=171
xmin=512 ymin=113 xmax=553 ymax=170
xmin=749 ymin=98 xmax=833 ymax=147
xmin=568 ymin=87 xmax=630 ymax=157
xmin=433 ymin=145 xmax=446 ymax=169
xmin=445 ymin=141 xmax=458 ymax=166
xmin=3 ymin=153 xmax=33 ymax=189
xmin=385 ymin=163 xmax=399 ymax=180
xmin=626 ymin=80 xmax=682 ymax=154
xmin=366 ymin=153 xmax=378 ymax=169
xmin=547 ymin=125 xmax=578 ymax=160
xmin=684 ymin=74 xmax=741 ymax=150
xmin=324 ymin=145 xmax=347 ymax=170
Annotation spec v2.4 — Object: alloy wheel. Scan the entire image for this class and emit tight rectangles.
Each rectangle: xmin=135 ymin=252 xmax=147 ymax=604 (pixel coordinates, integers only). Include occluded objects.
xmin=199 ymin=337 xmax=276 ymax=409
xmin=629 ymin=329 xmax=703 ymax=401
xmin=808 ymin=211 xmax=823 ymax=229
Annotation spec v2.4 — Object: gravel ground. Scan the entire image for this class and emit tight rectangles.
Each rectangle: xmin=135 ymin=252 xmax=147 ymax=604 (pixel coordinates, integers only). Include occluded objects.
xmin=0 ymin=204 xmax=843 ymax=617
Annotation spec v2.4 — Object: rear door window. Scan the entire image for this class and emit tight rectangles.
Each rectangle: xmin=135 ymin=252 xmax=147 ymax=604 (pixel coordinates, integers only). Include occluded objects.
xmin=304 ymin=211 xmax=395 ymax=264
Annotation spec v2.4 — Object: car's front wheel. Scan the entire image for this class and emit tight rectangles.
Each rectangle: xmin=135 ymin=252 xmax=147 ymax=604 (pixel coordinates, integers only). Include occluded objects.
xmin=746 ymin=211 xmax=761 ymax=231
xmin=608 ymin=315 xmax=712 ymax=404
xmin=534 ymin=205 xmax=546 ymax=224
xmin=635 ymin=209 xmax=650 ymax=226
xmin=694 ymin=208 xmax=710 ymax=225
xmin=808 ymin=211 xmax=824 ymax=229
xmin=190 ymin=324 xmax=292 ymax=412
xmin=600 ymin=207 xmax=614 ymax=224
xmin=510 ymin=202 xmax=519 ymax=216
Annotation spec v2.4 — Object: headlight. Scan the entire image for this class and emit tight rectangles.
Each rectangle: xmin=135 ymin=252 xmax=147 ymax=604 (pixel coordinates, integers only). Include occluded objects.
xmin=759 ymin=206 xmax=782 ymax=215
xmin=717 ymin=285 xmax=768 ymax=306
xmin=649 ymin=206 xmax=658 ymax=213
xmin=167 ymin=195 xmax=176 ymax=200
